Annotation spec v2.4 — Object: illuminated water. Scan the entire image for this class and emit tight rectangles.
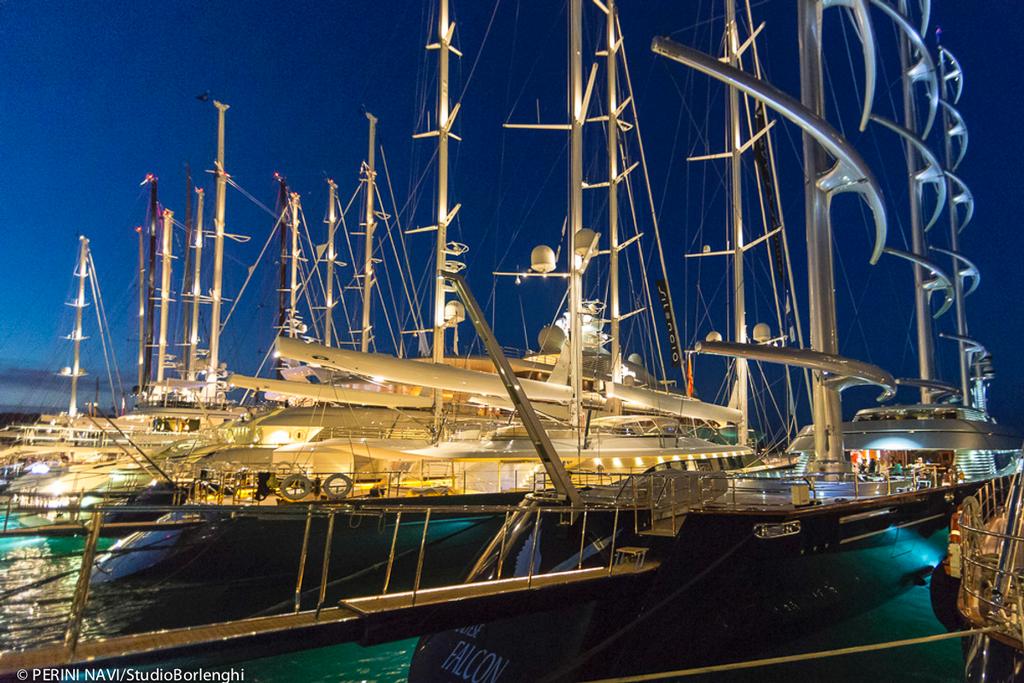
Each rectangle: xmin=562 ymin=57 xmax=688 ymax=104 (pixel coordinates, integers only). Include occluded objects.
xmin=1 ymin=525 xmax=962 ymax=681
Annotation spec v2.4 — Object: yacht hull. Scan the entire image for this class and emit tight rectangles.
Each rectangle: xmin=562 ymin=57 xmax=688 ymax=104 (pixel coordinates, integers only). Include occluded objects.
xmin=409 ymin=481 xmax=985 ymax=681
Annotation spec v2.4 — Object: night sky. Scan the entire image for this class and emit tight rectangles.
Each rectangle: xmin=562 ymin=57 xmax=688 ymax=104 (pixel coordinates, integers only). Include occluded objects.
xmin=0 ymin=1 xmax=1020 ymax=431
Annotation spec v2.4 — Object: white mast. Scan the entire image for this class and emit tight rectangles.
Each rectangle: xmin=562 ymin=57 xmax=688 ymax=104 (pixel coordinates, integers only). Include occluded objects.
xmin=726 ymin=0 xmax=748 ymax=445
xmin=187 ymin=188 xmax=204 ymax=379
xmin=324 ymin=179 xmax=338 ymax=348
xmin=568 ymin=0 xmax=584 ymax=434
xmin=67 ymin=236 xmax=90 ymax=418
xmin=288 ymin=192 xmax=301 ymax=338
xmin=425 ymin=0 xmax=460 ymax=435
xmin=206 ymin=100 xmax=229 ymax=395
xmin=155 ymin=209 xmax=174 ymax=385
xmin=361 ymin=112 xmax=379 ymax=353
xmin=606 ymin=0 xmax=622 ymax=388
xmin=135 ymin=226 xmax=145 ymax=392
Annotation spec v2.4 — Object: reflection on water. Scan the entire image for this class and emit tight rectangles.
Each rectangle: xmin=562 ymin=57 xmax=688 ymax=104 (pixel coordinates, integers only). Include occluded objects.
xmin=1 ymin=524 xmax=962 ymax=681
xmin=223 ymin=640 xmax=416 ymax=683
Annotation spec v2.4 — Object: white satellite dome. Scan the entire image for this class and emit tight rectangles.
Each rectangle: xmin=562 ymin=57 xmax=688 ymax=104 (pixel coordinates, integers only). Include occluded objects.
xmin=530 ymin=245 xmax=557 ymax=274
xmin=705 ymin=330 xmax=723 ymax=343
xmin=537 ymin=325 xmax=567 ymax=353
xmin=574 ymin=229 xmax=599 ymax=256
xmin=752 ymin=322 xmax=772 ymax=343
xmin=444 ymin=300 xmax=466 ymax=324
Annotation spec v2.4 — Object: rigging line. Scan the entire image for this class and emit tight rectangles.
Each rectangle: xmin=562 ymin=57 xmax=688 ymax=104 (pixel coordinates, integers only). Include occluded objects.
xmin=87 ymin=249 xmax=122 ymax=401
xmin=453 ymin=0 xmax=502 ymax=107
xmin=373 ymin=264 xmax=400 ymax=353
xmin=87 ymin=251 xmax=124 ymax=402
xmin=378 ymin=150 xmax=426 ymax=337
xmin=222 ymin=211 xmax=285 ymax=332
xmin=331 ymin=194 xmax=356 ymax=347
xmin=621 ymin=147 xmax=668 ymax=384
xmin=620 ymin=26 xmax=715 ymax=382
xmin=741 ymin=0 xmax=811 ymax=412
xmin=226 ymin=177 xmax=278 ymax=219
xmin=296 ymin=205 xmax=328 ymax=333
xmin=86 ymin=254 xmax=118 ymax=411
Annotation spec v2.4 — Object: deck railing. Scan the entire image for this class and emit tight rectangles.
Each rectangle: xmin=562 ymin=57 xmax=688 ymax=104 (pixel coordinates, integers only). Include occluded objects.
xmin=957 ymin=471 xmax=1024 ymax=647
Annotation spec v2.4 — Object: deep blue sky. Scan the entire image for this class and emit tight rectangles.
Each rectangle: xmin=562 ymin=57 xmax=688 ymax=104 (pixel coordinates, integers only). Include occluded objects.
xmin=0 ymin=1 xmax=1020 ymax=429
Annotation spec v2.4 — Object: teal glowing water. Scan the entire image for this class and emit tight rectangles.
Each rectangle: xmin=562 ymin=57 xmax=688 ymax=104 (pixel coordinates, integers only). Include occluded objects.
xmin=0 ymin=520 xmax=961 ymax=681
xmin=226 ymin=562 xmax=961 ymax=682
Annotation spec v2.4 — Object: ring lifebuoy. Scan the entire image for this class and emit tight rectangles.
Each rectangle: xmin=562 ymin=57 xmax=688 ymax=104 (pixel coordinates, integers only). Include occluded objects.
xmin=279 ymin=474 xmax=312 ymax=501
xmin=322 ymin=473 xmax=354 ymax=500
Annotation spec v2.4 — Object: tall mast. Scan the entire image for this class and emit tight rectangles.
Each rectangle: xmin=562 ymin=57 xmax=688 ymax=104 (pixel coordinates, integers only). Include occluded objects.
xmin=187 ymin=188 xmax=205 ymax=379
xmin=606 ymin=0 xmax=622 ymax=389
xmin=206 ymin=100 xmax=229 ymax=395
xmin=274 ymin=177 xmax=290 ymax=378
xmin=568 ymin=0 xmax=584 ymax=433
xmin=324 ymin=179 xmax=338 ymax=348
xmin=798 ymin=0 xmax=843 ymax=468
xmin=155 ymin=209 xmax=174 ymax=385
xmin=275 ymin=177 xmax=289 ymax=341
xmin=181 ymin=165 xmax=194 ymax=364
xmin=361 ymin=112 xmax=379 ymax=353
xmin=136 ymin=225 xmax=145 ymax=392
xmin=726 ymin=0 xmax=748 ymax=445
xmin=430 ymin=0 xmax=456 ymax=434
xmin=938 ymin=47 xmax=971 ymax=406
xmin=68 ymin=236 xmax=89 ymax=418
xmin=142 ymin=176 xmax=158 ymax=395
xmin=288 ymin=192 xmax=301 ymax=338
xmin=897 ymin=0 xmax=934 ymax=403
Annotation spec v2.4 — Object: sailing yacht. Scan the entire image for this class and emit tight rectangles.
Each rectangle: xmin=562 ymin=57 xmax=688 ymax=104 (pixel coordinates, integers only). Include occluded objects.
xmin=781 ymin=40 xmax=1022 ymax=479
xmin=409 ymin=0 xmax=1024 ymax=679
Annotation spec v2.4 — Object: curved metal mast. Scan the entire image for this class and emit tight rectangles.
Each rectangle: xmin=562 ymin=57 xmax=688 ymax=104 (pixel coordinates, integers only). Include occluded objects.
xmin=938 ymin=44 xmax=976 ymax=406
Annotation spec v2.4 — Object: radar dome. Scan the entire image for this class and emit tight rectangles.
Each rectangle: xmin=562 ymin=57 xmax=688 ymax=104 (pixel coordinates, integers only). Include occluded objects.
xmin=444 ymin=300 xmax=466 ymax=324
xmin=705 ymin=331 xmax=723 ymax=343
xmin=752 ymin=322 xmax=771 ymax=343
xmin=530 ymin=245 xmax=557 ymax=273
xmin=537 ymin=325 xmax=567 ymax=354
xmin=574 ymin=229 xmax=599 ymax=256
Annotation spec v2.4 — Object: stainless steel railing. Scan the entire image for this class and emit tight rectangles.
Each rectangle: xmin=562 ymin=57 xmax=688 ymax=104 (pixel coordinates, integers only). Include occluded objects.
xmin=957 ymin=471 xmax=1024 ymax=646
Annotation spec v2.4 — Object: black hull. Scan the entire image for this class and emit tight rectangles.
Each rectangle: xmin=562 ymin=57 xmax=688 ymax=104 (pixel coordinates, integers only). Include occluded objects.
xmin=86 ymin=493 xmax=521 ymax=637
xmin=410 ymin=482 xmax=983 ymax=681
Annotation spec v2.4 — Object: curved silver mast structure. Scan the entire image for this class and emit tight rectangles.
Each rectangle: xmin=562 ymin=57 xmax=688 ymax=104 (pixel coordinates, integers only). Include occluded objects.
xmin=869 ymin=0 xmax=942 ymax=403
xmin=938 ymin=44 xmax=975 ymax=406
xmin=654 ymin=0 xmax=886 ymax=469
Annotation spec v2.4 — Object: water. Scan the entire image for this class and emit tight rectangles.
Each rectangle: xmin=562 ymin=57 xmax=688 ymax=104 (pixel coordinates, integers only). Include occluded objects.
xmin=1 ymin=525 xmax=963 ymax=681
xmin=218 ymin=567 xmax=962 ymax=682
